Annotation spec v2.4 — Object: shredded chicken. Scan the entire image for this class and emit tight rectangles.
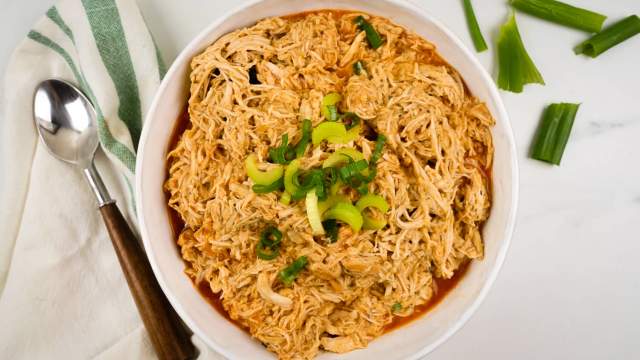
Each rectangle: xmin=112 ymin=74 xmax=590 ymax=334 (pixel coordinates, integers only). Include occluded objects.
xmin=165 ymin=10 xmax=493 ymax=360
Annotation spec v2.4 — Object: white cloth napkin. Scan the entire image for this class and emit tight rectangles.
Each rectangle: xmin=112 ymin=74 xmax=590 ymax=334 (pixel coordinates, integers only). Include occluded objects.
xmin=0 ymin=0 xmax=221 ymax=358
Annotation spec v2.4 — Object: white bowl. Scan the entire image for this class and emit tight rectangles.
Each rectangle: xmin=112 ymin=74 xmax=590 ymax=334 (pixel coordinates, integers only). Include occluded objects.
xmin=136 ymin=1 xmax=519 ymax=358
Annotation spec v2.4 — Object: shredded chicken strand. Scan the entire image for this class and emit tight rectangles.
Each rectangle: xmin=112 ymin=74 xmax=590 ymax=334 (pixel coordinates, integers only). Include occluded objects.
xmin=166 ymin=11 xmax=494 ymax=360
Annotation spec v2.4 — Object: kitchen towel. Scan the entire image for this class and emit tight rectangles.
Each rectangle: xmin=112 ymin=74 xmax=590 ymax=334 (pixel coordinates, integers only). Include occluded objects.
xmin=0 ymin=0 xmax=219 ymax=358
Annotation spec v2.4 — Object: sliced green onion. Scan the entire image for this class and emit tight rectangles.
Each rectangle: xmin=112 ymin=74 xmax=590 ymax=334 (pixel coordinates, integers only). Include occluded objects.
xmin=279 ymin=191 xmax=292 ymax=205
xmin=330 ymin=180 xmax=344 ymax=195
xmin=318 ymin=194 xmax=351 ymax=215
xmin=252 ymin=178 xmax=284 ymax=194
xmin=305 ymin=189 xmax=325 ymax=235
xmin=321 ymin=92 xmax=342 ymax=121
xmin=327 ymin=125 xmax=361 ymax=144
xmin=497 ymin=13 xmax=545 ymax=93
xmin=463 ymin=0 xmax=488 ymax=52
xmin=574 ymin=15 xmax=640 ymax=58
xmin=295 ymin=119 xmax=313 ymax=157
xmin=256 ymin=226 xmax=282 ymax=260
xmin=323 ymin=202 xmax=363 ymax=232
xmin=312 ymin=122 xmax=348 ymax=145
xmin=356 ymin=194 xmax=390 ymax=213
xmin=322 ymin=219 xmax=339 ymax=243
xmin=391 ymin=302 xmax=402 ymax=313
xmin=356 ymin=194 xmax=390 ymax=230
xmin=292 ymin=169 xmax=325 ymax=200
xmin=323 ymin=148 xmax=365 ymax=168
xmin=338 ymin=160 xmax=369 ymax=182
xmin=530 ymin=103 xmax=580 ymax=165
xmin=245 ymin=154 xmax=284 ymax=185
xmin=353 ymin=60 xmax=365 ymax=75
xmin=354 ymin=16 xmax=384 ymax=49
xmin=339 ymin=112 xmax=361 ymax=130
xmin=370 ymin=134 xmax=387 ymax=164
xmin=284 ymin=159 xmax=301 ymax=195
xmin=510 ymin=0 xmax=606 ymax=33
xmin=279 ymin=256 xmax=308 ymax=286
xmin=269 ymin=134 xmax=296 ymax=164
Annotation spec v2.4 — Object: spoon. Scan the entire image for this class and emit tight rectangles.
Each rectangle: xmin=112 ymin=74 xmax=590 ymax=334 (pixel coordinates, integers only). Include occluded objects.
xmin=33 ymin=79 xmax=196 ymax=360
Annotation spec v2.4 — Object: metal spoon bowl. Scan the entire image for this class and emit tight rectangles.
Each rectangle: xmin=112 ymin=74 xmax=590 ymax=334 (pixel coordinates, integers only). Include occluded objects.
xmin=33 ymin=79 xmax=195 ymax=360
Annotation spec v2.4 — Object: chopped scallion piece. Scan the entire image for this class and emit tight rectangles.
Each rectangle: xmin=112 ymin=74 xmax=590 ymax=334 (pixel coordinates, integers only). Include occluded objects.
xmin=463 ymin=0 xmax=488 ymax=52
xmin=353 ymin=60 xmax=366 ymax=75
xmin=510 ymin=0 xmax=607 ymax=33
xmin=294 ymin=119 xmax=313 ymax=157
xmin=318 ymin=194 xmax=351 ymax=215
xmin=530 ymin=103 xmax=580 ymax=165
xmin=305 ymin=189 xmax=325 ymax=235
xmin=279 ymin=256 xmax=308 ymax=286
xmin=279 ymin=191 xmax=292 ymax=205
xmin=252 ymin=177 xmax=283 ymax=194
xmin=269 ymin=134 xmax=296 ymax=164
xmin=574 ymin=15 xmax=640 ymax=58
xmin=497 ymin=13 xmax=545 ymax=93
xmin=256 ymin=226 xmax=282 ymax=260
xmin=356 ymin=194 xmax=390 ymax=230
xmin=354 ymin=16 xmax=384 ymax=49
xmin=370 ymin=134 xmax=387 ymax=164
xmin=322 ymin=219 xmax=339 ymax=243
xmin=323 ymin=148 xmax=365 ymax=168
xmin=323 ymin=202 xmax=363 ymax=232
xmin=321 ymin=92 xmax=342 ymax=121
xmin=284 ymin=159 xmax=301 ymax=195
xmin=245 ymin=154 xmax=284 ymax=185
xmin=312 ymin=122 xmax=348 ymax=145
xmin=391 ymin=302 xmax=402 ymax=313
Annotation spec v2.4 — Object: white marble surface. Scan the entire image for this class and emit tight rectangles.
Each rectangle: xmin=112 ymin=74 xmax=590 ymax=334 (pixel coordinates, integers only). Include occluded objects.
xmin=1 ymin=0 xmax=639 ymax=359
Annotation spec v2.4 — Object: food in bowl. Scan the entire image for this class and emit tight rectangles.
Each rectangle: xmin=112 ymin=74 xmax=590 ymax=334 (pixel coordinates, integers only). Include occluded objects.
xmin=164 ymin=10 xmax=493 ymax=359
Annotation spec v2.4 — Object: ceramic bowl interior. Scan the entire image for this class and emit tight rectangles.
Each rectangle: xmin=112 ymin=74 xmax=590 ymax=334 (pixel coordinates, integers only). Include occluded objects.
xmin=136 ymin=1 xmax=518 ymax=359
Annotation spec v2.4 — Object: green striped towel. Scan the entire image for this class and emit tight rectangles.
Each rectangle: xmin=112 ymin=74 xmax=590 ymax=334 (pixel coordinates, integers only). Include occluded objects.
xmin=0 ymin=0 xmax=219 ymax=358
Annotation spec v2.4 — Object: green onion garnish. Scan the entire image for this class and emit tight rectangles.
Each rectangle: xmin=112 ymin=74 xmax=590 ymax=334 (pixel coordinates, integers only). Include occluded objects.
xmin=321 ymin=92 xmax=342 ymax=121
xmin=353 ymin=60 xmax=365 ymax=75
xmin=256 ymin=226 xmax=282 ymax=260
xmin=322 ymin=219 xmax=339 ymax=243
xmin=252 ymin=177 xmax=283 ymax=194
xmin=312 ymin=122 xmax=348 ymax=145
xmin=245 ymin=154 xmax=284 ymax=185
xmin=391 ymin=302 xmax=402 ymax=313
xmin=354 ymin=16 xmax=384 ymax=49
xmin=356 ymin=194 xmax=390 ymax=230
xmin=462 ymin=0 xmax=488 ymax=52
xmin=497 ymin=13 xmax=545 ymax=93
xmin=322 ymin=202 xmax=363 ymax=232
xmin=269 ymin=134 xmax=296 ymax=164
xmin=510 ymin=0 xmax=607 ymax=33
xmin=530 ymin=103 xmax=580 ymax=165
xmin=574 ymin=15 xmax=640 ymax=58
xmin=370 ymin=134 xmax=386 ymax=164
xmin=294 ymin=119 xmax=312 ymax=157
xmin=340 ymin=112 xmax=360 ymax=130
xmin=279 ymin=256 xmax=308 ymax=286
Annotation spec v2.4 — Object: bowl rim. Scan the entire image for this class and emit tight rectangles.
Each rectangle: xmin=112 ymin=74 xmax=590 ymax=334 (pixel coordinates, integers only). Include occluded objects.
xmin=135 ymin=0 xmax=519 ymax=358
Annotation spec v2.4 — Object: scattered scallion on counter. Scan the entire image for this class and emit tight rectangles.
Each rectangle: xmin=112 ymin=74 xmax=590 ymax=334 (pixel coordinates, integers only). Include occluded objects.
xmin=354 ymin=16 xmax=384 ymax=49
xmin=462 ymin=0 xmax=488 ymax=52
xmin=497 ymin=13 xmax=545 ymax=93
xmin=279 ymin=256 xmax=308 ymax=286
xmin=530 ymin=103 xmax=580 ymax=165
xmin=574 ymin=15 xmax=640 ymax=58
xmin=510 ymin=0 xmax=607 ymax=33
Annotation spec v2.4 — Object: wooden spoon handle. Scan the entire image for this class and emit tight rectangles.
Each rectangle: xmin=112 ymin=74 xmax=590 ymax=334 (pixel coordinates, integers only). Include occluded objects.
xmin=99 ymin=202 xmax=196 ymax=360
